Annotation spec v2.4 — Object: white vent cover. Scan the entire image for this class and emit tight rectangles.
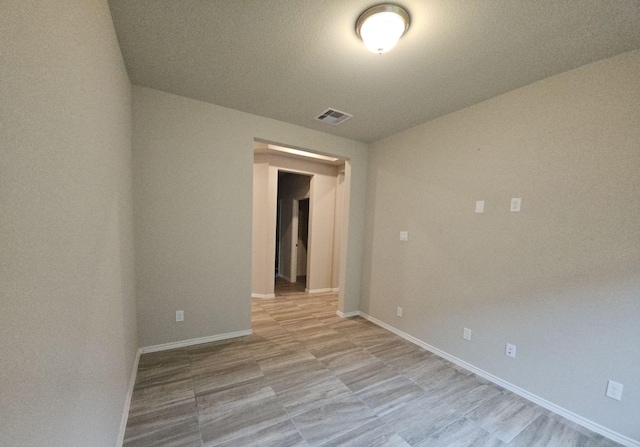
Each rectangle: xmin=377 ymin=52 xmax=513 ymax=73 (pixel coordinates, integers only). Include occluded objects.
xmin=316 ymin=108 xmax=353 ymax=125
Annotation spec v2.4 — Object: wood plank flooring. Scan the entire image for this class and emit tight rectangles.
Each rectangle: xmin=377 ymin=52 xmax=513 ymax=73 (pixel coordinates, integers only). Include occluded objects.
xmin=275 ymin=276 xmax=307 ymax=296
xmin=123 ymin=293 xmax=622 ymax=447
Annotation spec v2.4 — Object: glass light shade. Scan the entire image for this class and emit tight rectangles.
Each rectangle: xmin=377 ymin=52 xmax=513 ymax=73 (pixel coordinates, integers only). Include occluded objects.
xmin=356 ymin=5 xmax=410 ymax=54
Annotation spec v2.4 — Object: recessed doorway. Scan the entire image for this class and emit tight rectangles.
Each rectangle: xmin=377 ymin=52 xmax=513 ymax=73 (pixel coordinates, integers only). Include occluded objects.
xmin=252 ymin=140 xmax=348 ymax=300
xmin=275 ymin=173 xmax=311 ymax=296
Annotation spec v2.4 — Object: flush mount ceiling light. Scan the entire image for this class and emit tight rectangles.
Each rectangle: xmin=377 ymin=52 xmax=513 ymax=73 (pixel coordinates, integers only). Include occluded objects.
xmin=356 ymin=3 xmax=410 ymax=54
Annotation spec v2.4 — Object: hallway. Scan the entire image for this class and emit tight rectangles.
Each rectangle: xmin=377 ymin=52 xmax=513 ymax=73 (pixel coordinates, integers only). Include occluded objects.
xmin=275 ymin=276 xmax=307 ymax=296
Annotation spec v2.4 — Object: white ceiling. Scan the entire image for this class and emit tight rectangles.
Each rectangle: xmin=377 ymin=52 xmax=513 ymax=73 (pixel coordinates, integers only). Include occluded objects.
xmin=108 ymin=0 xmax=640 ymax=143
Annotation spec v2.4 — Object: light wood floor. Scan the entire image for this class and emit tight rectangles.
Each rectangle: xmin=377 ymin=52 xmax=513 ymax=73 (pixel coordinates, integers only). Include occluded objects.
xmin=275 ymin=275 xmax=307 ymax=296
xmin=123 ymin=293 xmax=621 ymax=447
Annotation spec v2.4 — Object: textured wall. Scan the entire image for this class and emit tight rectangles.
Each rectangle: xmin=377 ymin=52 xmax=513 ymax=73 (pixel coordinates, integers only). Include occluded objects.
xmin=133 ymin=87 xmax=368 ymax=346
xmin=307 ymin=170 xmax=338 ymax=291
xmin=252 ymin=162 xmax=271 ymax=294
xmin=332 ymin=172 xmax=346 ymax=291
xmin=0 ymin=1 xmax=137 ymax=445
xmin=362 ymin=51 xmax=640 ymax=441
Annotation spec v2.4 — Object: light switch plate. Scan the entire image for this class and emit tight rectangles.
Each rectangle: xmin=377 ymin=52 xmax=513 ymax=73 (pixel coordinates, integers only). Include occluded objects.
xmin=475 ymin=201 xmax=485 ymax=213
xmin=397 ymin=307 xmax=403 ymax=317
xmin=400 ymin=231 xmax=408 ymax=241
xmin=510 ymin=198 xmax=521 ymax=212
xmin=606 ymin=380 xmax=623 ymax=401
xmin=176 ymin=310 xmax=184 ymax=322
xmin=463 ymin=328 xmax=472 ymax=341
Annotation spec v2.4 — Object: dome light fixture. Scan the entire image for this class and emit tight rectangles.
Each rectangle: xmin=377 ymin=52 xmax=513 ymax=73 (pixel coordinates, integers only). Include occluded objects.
xmin=356 ymin=4 xmax=410 ymax=54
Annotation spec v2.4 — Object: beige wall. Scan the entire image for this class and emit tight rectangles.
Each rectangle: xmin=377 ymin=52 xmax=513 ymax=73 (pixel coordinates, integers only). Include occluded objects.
xmin=308 ymin=170 xmax=338 ymax=292
xmin=362 ymin=50 xmax=640 ymax=441
xmin=251 ymin=162 xmax=279 ymax=297
xmin=252 ymin=154 xmax=341 ymax=295
xmin=134 ymin=87 xmax=368 ymax=345
xmin=252 ymin=162 xmax=271 ymax=294
xmin=0 ymin=1 xmax=137 ymax=445
xmin=332 ymin=172 xmax=346 ymax=290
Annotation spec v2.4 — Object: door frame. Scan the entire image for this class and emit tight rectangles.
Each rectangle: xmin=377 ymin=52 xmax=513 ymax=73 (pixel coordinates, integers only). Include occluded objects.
xmin=290 ymin=198 xmax=299 ymax=281
xmin=290 ymin=196 xmax=310 ymax=283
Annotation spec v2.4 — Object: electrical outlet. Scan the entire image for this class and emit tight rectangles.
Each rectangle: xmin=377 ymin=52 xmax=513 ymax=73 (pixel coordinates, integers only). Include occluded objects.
xmin=397 ymin=307 xmax=403 ymax=317
xmin=505 ymin=343 xmax=516 ymax=358
xmin=463 ymin=328 xmax=472 ymax=341
xmin=606 ymin=380 xmax=623 ymax=401
xmin=176 ymin=310 xmax=184 ymax=322
xmin=510 ymin=198 xmax=522 ymax=212
xmin=475 ymin=201 xmax=484 ymax=213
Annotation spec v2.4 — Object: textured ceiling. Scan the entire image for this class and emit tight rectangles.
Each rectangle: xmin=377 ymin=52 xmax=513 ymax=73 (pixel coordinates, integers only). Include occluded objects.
xmin=108 ymin=0 xmax=640 ymax=143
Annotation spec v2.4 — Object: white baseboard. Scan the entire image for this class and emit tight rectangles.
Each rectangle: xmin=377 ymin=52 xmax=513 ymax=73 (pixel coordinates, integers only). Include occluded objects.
xmin=331 ymin=288 xmax=340 ymax=292
xmin=251 ymin=293 xmax=275 ymax=299
xmin=117 ymin=329 xmax=252 ymax=445
xmin=116 ymin=348 xmax=141 ymax=447
xmin=140 ymin=330 xmax=253 ymax=354
xmin=358 ymin=311 xmax=639 ymax=447
xmin=336 ymin=310 xmax=360 ymax=318
xmin=305 ymin=288 xmax=333 ymax=294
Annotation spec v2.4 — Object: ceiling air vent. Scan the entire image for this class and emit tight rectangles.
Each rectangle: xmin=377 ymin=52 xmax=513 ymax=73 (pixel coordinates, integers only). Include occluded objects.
xmin=316 ymin=108 xmax=353 ymax=126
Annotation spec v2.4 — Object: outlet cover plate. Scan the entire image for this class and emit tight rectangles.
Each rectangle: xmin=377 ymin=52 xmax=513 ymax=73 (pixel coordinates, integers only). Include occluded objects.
xmin=176 ymin=310 xmax=184 ymax=322
xmin=606 ymin=380 xmax=623 ymax=401
xmin=463 ymin=328 xmax=472 ymax=341
xmin=505 ymin=343 xmax=516 ymax=358
xmin=397 ymin=307 xmax=403 ymax=317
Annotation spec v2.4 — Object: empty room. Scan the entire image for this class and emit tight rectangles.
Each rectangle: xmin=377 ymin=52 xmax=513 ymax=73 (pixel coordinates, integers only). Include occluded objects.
xmin=2 ymin=1 xmax=639 ymax=446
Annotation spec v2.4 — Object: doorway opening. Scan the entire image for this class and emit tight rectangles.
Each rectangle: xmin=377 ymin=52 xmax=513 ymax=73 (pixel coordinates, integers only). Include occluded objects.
xmin=293 ymin=197 xmax=310 ymax=284
xmin=252 ymin=139 xmax=349 ymax=301
xmin=275 ymin=172 xmax=311 ymax=296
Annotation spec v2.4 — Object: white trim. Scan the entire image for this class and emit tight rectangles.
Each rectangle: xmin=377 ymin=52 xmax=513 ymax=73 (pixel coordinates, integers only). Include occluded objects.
xmin=358 ymin=311 xmax=639 ymax=447
xmin=336 ymin=310 xmax=360 ymax=318
xmin=305 ymin=288 xmax=333 ymax=294
xmin=251 ymin=293 xmax=275 ymax=299
xmin=116 ymin=348 xmax=141 ymax=447
xmin=291 ymin=198 xmax=299 ymax=281
xmin=140 ymin=330 xmax=253 ymax=354
xmin=116 ymin=329 xmax=253 ymax=445
xmin=331 ymin=288 xmax=339 ymax=292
